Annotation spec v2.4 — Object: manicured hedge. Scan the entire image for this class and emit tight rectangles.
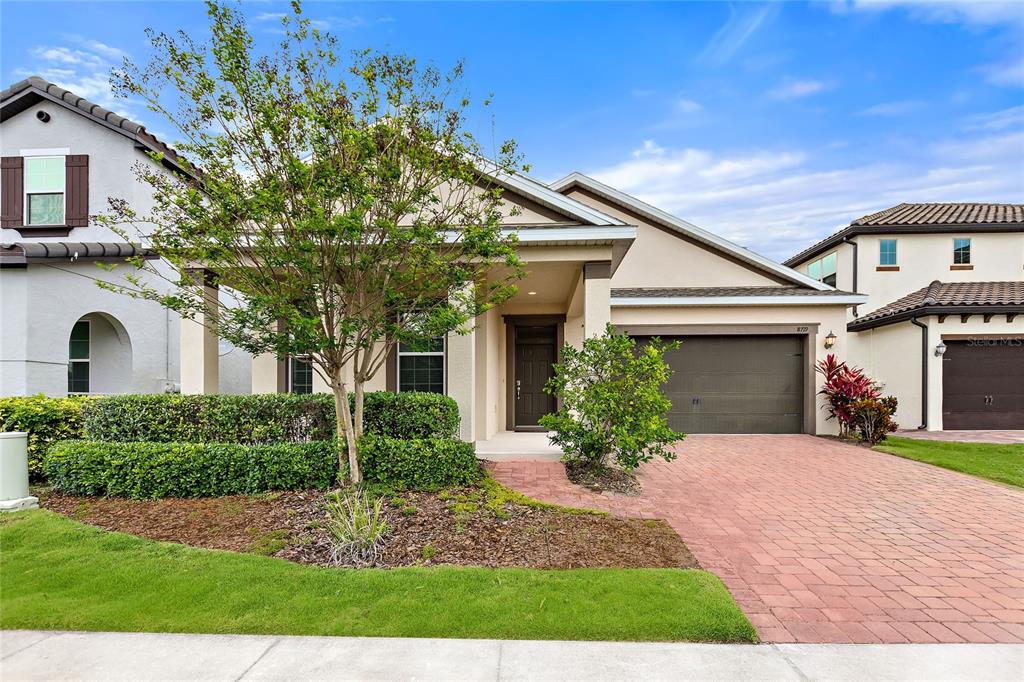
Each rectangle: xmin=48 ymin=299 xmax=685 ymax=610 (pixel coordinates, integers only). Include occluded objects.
xmin=44 ymin=440 xmax=340 ymax=499
xmin=83 ymin=392 xmax=460 ymax=444
xmin=359 ymin=434 xmax=480 ymax=489
xmin=0 ymin=395 xmax=90 ymax=480
xmin=359 ymin=391 xmax=460 ymax=440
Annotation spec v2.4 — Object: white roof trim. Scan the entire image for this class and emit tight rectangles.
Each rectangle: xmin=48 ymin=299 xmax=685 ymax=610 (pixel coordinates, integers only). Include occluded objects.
xmin=611 ymin=294 xmax=867 ymax=307
xmin=474 ymin=160 xmax=626 ymax=227
xmin=441 ymin=225 xmax=636 ymax=244
xmin=550 ymin=172 xmax=831 ymax=291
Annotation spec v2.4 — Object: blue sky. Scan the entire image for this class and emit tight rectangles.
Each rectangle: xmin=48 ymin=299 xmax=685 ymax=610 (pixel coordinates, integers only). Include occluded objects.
xmin=2 ymin=1 xmax=1022 ymax=261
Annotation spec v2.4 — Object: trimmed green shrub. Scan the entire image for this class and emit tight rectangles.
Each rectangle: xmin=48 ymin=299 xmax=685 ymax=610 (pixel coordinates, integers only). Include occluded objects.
xmin=44 ymin=439 xmax=339 ymax=499
xmin=82 ymin=394 xmax=336 ymax=444
xmin=0 ymin=395 xmax=91 ymax=480
xmin=359 ymin=434 xmax=480 ymax=489
xmin=82 ymin=391 xmax=460 ymax=444
xmin=358 ymin=392 xmax=459 ymax=439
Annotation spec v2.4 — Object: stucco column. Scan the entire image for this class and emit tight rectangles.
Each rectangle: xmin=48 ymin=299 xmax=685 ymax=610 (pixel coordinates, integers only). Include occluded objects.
xmin=582 ymin=261 xmax=611 ymax=338
xmin=180 ymin=269 xmax=219 ymax=394
xmin=926 ymin=322 xmax=944 ymax=431
xmin=251 ymin=320 xmax=286 ymax=394
xmin=447 ymin=286 xmax=477 ymax=442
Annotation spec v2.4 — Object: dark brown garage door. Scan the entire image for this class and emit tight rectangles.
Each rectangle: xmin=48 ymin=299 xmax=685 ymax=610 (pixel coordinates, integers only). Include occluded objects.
xmin=636 ymin=335 xmax=805 ymax=434
xmin=942 ymin=340 xmax=1024 ymax=429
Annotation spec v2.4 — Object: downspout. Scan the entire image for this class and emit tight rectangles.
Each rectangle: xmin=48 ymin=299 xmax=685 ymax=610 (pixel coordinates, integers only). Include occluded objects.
xmin=843 ymin=236 xmax=859 ymax=317
xmin=909 ymin=317 xmax=928 ymax=430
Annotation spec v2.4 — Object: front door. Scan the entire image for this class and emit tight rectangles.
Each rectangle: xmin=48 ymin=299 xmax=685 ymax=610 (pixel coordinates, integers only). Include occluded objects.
xmin=514 ymin=325 xmax=557 ymax=427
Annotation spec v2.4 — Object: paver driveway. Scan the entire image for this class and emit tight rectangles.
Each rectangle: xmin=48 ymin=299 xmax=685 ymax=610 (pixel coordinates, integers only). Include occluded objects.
xmin=488 ymin=435 xmax=1024 ymax=644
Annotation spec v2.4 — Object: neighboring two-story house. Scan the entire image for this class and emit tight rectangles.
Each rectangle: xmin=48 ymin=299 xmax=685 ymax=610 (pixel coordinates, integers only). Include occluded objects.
xmin=0 ymin=76 xmax=251 ymax=397
xmin=785 ymin=204 xmax=1024 ymax=431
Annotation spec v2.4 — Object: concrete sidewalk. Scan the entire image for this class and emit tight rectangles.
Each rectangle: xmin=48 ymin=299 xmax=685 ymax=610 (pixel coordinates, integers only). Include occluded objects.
xmin=2 ymin=631 xmax=1022 ymax=681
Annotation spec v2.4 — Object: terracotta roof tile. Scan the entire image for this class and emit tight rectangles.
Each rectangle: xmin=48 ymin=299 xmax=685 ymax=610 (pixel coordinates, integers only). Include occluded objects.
xmin=853 ymin=203 xmax=1024 ymax=226
xmin=849 ymin=281 xmax=1024 ymax=330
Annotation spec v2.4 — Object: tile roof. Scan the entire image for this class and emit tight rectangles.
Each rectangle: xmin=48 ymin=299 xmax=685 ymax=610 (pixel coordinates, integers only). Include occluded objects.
xmin=0 ymin=242 xmax=155 ymax=268
xmin=853 ymin=203 xmax=1024 ymax=226
xmin=611 ymin=286 xmax=857 ymax=298
xmin=849 ymin=281 xmax=1024 ymax=330
xmin=784 ymin=202 xmax=1024 ymax=267
xmin=1 ymin=76 xmax=188 ymax=174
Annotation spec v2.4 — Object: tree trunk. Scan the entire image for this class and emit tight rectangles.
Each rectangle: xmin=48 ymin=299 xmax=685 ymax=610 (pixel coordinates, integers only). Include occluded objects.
xmin=353 ymin=380 xmax=365 ymax=440
xmin=331 ymin=371 xmax=360 ymax=484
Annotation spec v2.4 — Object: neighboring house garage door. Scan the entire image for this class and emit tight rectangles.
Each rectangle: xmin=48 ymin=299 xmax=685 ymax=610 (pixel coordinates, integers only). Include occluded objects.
xmin=635 ymin=335 xmax=805 ymax=434
xmin=942 ymin=340 xmax=1024 ymax=430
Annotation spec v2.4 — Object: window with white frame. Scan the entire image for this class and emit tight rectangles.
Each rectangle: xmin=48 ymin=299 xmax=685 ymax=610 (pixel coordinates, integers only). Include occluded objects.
xmin=807 ymin=251 xmax=838 ymax=287
xmin=289 ymin=356 xmax=313 ymax=394
xmin=397 ymin=336 xmax=445 ymax=394
xmin=68 ymin=320 xmax=90 ymax=394
xmin=879 ymin=239 xmax=897 ymax=266
xmin=25 ymin=156 xmax=65 ymax=225
xmin=953 ymin=238 xmax=971 ymax=265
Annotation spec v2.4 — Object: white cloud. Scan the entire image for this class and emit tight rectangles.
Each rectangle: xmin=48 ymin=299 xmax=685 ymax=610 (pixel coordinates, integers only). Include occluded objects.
xmin=767 ymin=79 xmax=830 ymax=100
xmin=982 ymin=56 xmax=1024 ymax=87
xmin=580 ymin=123 xmax=1024 ymax=261
xmin=838 ymin=1 xmax=1024 ymax=27
xmin=964 ymin=105 xmax=1024 ymax=131
xmin=858 ymin=100 xmax=924 ymax=116
xmin=675 ymin=98 xmax=703 ymax=114
xmin=699 ymin=3 xmax=780 ymax=66
xmin=15 ymin=35 xmax=137 ymax=113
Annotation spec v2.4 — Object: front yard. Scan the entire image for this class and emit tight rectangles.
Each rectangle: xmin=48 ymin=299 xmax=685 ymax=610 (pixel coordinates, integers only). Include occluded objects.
xmin=875 ymin=436 xmax=1024 ymax=488
xmin=0 ymin=511 xmax=755 ymax=643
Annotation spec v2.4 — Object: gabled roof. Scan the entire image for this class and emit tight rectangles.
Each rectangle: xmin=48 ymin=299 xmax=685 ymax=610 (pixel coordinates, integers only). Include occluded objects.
xmin=785 ymin=202 xmax=1024 ymax=267
xmin=550 ymin=172 xmax=832 ymax=291
xmin=1 ymin=75 xmax=189 ymax=176
xmin=848 ymin=280 xmax=1024 ymax=331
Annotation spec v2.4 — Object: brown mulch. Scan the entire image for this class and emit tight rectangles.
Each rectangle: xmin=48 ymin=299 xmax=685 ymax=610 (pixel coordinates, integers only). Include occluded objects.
xmin=564 ymin=462 xmax=643 ymax=496
xmin=37 ymin=485 xmax=697 ymax=570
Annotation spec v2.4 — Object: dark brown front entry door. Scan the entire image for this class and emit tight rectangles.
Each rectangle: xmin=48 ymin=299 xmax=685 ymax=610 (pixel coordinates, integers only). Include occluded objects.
xmin=514 ymin=326 xmax=557 ymax=427
xmin=942 ymin=340 xmax=1024 ymax=429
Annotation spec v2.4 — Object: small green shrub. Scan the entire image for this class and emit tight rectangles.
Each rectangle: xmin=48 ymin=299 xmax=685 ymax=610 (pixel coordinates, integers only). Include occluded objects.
xmin=81 ymin=391 xmax=460 ymax=444
xmin=359 ymin=434 xmax=480 ymax=489
xmin=82 ymin=394 xmax=336 ymax=444
xmin=357 ymin=392 xmax=460 ymax=439
xmin=0 ymin=395 xmax=91 ymax=480
xmin=324 ymin=490 xmax=392 ymax=565
xmin=44 ymin=440 xmax=339 ymax=499
xmin=849 ymin=396 xmax=899 ymax=445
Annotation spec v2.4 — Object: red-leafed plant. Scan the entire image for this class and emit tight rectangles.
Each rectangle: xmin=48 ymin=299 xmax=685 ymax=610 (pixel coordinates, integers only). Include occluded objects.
xmin=815 ymin=354 xmax=881 ymax=438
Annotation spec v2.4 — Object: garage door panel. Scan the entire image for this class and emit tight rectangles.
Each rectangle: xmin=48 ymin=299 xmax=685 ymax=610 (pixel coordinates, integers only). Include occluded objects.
xmin=639 ymin=335 xmax=805 ymax=434
xmin=942 ymin=340 xmax=1024 ymax=430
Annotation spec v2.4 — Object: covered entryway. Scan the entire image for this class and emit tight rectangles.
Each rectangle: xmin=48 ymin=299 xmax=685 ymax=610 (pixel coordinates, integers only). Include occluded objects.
xmin=942 ymin=340 xmax=1024 ymax=429
xmin=637 ymin=335 xmax=805 ymax=433
xmin=511 ymin=324 xmax=558 ymax=429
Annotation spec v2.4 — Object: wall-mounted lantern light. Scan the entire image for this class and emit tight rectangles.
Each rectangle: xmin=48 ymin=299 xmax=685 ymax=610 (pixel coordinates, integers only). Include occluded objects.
xmin=935 ymin=341 xmax=947 ymax=357
xmin=824 ymin=330 xmax=837 ymax=349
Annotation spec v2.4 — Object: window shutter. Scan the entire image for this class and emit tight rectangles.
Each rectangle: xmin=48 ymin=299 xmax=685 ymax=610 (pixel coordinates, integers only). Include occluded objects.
xmin=1 ymin=156 xmax=24 ymax=228
xmin=65 ymin=154 xmax=89 ymax=227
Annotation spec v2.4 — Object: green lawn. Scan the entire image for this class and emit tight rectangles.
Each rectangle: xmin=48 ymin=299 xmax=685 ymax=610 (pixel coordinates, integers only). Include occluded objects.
xmin=0 ymin=511 xmax=755 ymax=643
xmin=875 ymin=436 xmax=1024 ymax=488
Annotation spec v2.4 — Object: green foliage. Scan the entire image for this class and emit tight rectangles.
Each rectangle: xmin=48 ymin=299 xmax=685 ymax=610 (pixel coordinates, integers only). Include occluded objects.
xmin=849 ymin=396 xmax=899 ymax=445
xmin=876 ymin=437 xmax=1024 ymax=489
xmin=102 ymin=0 xmax=526 ymax=481
xmin=44 ymin=440 xmax=339 ymax=499
xmin=82 ymin=391 xmax=460 ymax=444
xmin=0 ymin=395 xmax=91 ymax=480
xmin=323 ymin=490 xmax=392 ymax=565
xmin=540 ymin=325 xmax=684 ymax=471
xmin=357 ymin=392 xmax=460 ymax=439
xmin=359 ymin=434 xmax=481 ymax=489
xmin=83 ymin=393 xmax=336 ymax=444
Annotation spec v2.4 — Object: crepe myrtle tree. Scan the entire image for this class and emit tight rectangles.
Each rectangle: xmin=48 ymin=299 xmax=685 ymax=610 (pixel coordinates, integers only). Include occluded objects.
xmin=99 ymin=0 xmax=524 ymax=482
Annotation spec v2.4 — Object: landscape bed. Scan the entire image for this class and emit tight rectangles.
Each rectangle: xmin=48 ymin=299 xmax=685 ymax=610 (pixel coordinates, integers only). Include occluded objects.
xmin=0 ymin=511 xmax=756 ymax=643
xmin=37 ymin=482 xmax=696 ymax=569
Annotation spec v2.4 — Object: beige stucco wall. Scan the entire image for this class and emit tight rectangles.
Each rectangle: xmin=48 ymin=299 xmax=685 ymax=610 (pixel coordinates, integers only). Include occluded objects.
xmin=612 ymin=304 xmax=851 ymax=435
xmin=563 ymin=187 xmax=782 ymax=289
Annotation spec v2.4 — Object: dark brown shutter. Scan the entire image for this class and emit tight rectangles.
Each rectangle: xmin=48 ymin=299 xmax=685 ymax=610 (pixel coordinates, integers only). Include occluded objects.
xmin=1 ymin=157 xmax=24 ymax=228
xmin=65 ymin=154 xmax=89 ymax=227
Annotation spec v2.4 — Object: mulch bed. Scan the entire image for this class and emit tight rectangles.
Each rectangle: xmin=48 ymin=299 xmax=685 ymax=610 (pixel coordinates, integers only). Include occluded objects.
xmin=564 ymin=462 xmax=643 ymax=496
xmin=37 ymin=486 xmax=697 ymax=570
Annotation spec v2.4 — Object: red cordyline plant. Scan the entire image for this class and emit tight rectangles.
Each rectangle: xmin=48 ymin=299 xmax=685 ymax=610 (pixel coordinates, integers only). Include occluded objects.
xmin=815 ymin=354 xmax=880 ymax=437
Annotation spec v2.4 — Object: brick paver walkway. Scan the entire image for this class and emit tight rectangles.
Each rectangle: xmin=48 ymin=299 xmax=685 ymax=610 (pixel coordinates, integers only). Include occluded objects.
xmin=487 ymin=435 xmax=1024 ymax=644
